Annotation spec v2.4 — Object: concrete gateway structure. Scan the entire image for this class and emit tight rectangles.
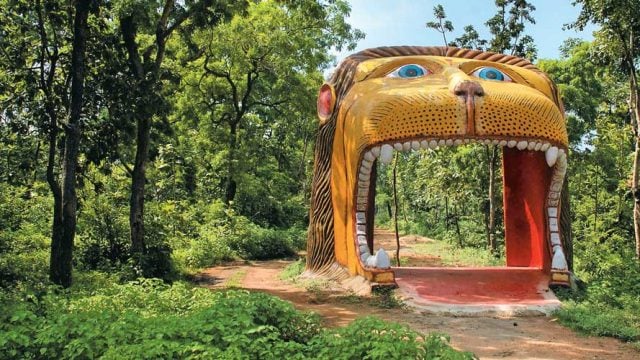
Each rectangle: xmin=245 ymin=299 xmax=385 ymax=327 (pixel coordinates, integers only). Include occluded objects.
xmin=305 ymin=46 xmax=571 ymax=295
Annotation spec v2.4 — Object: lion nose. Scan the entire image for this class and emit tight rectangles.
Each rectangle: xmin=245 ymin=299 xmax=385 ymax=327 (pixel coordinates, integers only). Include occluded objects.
xmin=453 ymin=80 xmax=484 ymax=97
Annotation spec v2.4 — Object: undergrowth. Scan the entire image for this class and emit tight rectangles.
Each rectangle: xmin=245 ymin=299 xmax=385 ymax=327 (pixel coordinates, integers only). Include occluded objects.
xmin=0 ymin=277 xmax=472 ymax=359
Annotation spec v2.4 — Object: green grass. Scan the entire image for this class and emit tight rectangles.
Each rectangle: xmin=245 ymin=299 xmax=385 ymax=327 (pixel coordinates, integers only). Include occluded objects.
xmin=554 ymin=301 xmax=640 ymax=347
xmin=224 ymin=269 xmax=247 ymax=288
xmin=407 ymin=239 xmax=504 ymax=267
xmin=279 ymin=258 xmax=306 ymax=281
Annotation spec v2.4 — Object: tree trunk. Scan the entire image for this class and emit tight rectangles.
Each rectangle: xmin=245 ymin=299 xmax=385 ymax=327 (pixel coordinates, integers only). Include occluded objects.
xmin=629 ymin=59 xmax=640 ymax=260
xmin=129 ymin=116 xmax=151 ymax=255
xmin=444 ymin=197 xmax=449 ymax=230
xmin=47 ymin=111 xmax=65 ymax=285
xmin=632 ymin=80 xmax=640 ymax=259
xmin=633 ymin=122 xmax=640 ymax=260
xmin=392 ymin=154 xmax=401 ymax=266
xmin=487 ymin=145 xmax=498 ymax=254
xmin=224 ymin=121 xmax=238 ymax=204
xmin=49 ymin=0 xmax=90 ymax=287
xmin=454 ymin=203 xmax=462 ymax=246
xmin=560 ymin=175 xmax=573 ymax=271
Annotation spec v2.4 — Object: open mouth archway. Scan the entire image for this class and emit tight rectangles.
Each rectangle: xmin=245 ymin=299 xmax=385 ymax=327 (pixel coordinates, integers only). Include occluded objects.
xmin=305 ymin=46 xmax=571 ymax=301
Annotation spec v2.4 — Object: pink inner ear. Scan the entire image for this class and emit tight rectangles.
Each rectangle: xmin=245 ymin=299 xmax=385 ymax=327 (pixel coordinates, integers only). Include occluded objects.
xmin=318 ymin=84 xmax=334 ymax=118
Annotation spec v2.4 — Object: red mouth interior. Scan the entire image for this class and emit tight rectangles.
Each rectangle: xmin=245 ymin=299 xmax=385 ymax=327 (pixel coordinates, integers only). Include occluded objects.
xmin=502 ymin=147 xmax=552 ymax=269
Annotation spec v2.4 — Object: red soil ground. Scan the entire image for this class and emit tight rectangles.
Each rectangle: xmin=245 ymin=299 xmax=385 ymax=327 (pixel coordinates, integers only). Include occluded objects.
xmin=196 ymin=230 xmax=639 ymax=359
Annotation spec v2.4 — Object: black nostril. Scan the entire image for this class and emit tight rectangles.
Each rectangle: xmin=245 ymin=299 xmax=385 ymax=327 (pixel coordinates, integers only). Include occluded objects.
xmin=453 ymin=81 xmax=484 ymax=97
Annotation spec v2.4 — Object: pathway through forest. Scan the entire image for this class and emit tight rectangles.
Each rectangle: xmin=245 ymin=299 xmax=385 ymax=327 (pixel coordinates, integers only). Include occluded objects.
xmin=197 ymin=230 xmax=638 ymax=359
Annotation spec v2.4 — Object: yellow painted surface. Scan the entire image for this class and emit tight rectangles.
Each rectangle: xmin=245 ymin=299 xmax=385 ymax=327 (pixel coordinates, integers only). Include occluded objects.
xmin=330 ymin=55 xmax=567 ymax=280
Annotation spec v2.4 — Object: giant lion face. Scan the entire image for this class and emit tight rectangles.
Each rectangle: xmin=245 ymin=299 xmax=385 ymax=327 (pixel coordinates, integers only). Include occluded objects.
xmin=306 ymin=47 xmax=571 ymax=287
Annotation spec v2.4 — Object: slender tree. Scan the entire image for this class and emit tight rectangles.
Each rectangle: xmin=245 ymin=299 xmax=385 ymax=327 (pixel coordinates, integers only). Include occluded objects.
xmin=570 ymin=0 xmax=640 ymax=259
xmin=118 ymin=0 xmax=229 ymax=258
xmin=47 ymin=0 xmax=93 ymax=287
xmin=426 ymin=5 xmax=454 ymax=46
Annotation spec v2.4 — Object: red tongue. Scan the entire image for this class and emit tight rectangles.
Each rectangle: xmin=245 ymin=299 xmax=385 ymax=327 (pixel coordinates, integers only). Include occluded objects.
xmin=502 ymin=148 xmax=552 ymax=269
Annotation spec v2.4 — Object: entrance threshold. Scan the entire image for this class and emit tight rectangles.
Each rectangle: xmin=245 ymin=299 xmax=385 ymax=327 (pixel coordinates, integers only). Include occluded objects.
xmin=393 ymin=267 xmax=561 ymax=316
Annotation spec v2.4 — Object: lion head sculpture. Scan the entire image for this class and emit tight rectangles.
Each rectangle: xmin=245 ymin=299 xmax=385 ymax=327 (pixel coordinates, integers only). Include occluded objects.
xmin=305 ymin=46 xmax=571 ymax=289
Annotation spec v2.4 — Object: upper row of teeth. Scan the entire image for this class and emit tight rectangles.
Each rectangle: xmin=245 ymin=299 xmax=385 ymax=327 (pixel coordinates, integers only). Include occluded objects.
xmin=355 ymin=137 xmax=569 ymax=272
xmin=363 ymin=138 xmax=565 ymax=167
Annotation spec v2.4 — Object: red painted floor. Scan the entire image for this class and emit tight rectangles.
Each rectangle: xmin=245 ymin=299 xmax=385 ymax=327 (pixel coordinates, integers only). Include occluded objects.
xmin=394 ymin=267 xmax=557 ymax=306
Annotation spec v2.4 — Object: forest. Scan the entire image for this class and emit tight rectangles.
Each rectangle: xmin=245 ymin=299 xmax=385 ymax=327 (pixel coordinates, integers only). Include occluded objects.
xmin=0 ymin=0 xmax=639 ymax=358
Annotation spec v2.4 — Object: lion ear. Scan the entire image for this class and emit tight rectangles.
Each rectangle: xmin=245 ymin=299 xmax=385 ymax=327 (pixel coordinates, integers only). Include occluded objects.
xmin=317 ymin=83 xmax=336 ymax=124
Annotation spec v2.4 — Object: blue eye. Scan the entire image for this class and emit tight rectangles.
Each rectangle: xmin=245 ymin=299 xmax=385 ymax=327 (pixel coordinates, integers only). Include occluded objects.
xmin=472 ymin=67 xmax=512 ymax=82
xmin=388 ymin=64 xmax=430 ymax=78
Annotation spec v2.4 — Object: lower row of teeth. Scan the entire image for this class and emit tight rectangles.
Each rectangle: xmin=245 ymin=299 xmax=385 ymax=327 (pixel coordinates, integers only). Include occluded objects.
xmin=355 ymin=138 xmax=569 ymax=272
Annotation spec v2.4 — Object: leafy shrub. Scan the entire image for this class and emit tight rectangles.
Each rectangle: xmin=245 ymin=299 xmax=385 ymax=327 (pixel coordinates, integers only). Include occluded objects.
xmin=308 ymin=317 xmax=474 ymax=359
xmin=75 ymin=193 xmax=130 ymax=271
xmin=229 ymin=223 xmax=298 ymax=260
xmin=0 ymin=281 xmax=471 ymax=359
xmin=0 ymin=183 xmax=51 ymax=288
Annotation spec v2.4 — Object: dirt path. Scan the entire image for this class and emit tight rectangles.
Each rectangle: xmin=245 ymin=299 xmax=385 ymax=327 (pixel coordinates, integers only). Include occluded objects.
xmin=196 ymin=231 xmax=638 ymax=359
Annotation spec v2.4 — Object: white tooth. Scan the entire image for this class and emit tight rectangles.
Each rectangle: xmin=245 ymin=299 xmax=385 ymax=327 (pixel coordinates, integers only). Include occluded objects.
xmin=464 ymin=139 xmax=470 ymax=144
xmin=550 ymin=232 xmax=561 ymax=246
xmin=411 ymin=141 xmax=420 ymax=150
xmin=357 ymin=187 xmax=368 ymax=198
xmin=499 ymin=140 xmax=507 ymax=147
xmin=358 ymin=172 xmax=369 ymax=181
xmin=507 ymin=140 xmax=517 ymax=148
xmin=549 ymin=191 xmax=560 ymax=199
xmin=517 ymin=141 xmax=528 ymax=150
xmin=438 ymin=139 xmax=446 ymax=146
xmin=360 ymin=166 xmax=371 ymax=176
xmin=429 ymin=140 xmax=438 ymax=149
xmin=366 ymin=254 xmax=376 ymax=267
xmin=549 ymin=217 xmax=559 ymax=232
xmin=358 ymin=180 xmax=369 ymax=189
xmin=370 ymin=146 xmax=381 ymax=157
xmin=357 ymin=203 xmax=366 ymax=211
xmin=361 ymin=252 xmax=369 ymax=263
xmin=534 ymin=142 xmax=542 ymax=151
xmin=484 ymin=139 xmax=492 ymax=145
xmin=356 ymin=225 xmax=366 ymax=235
xmin=558 ymin=154 xmax=567 ymax=167
xmin=445 ymin=139 xmax=454 ymax=146
xmin=356 ymin=211 xmax=366 ymax=223
xmin=527 ymin=142 xmax=536 ymax=150
xmin=546 ymin=147 xmax=559 ymax=167
xmin=454 ymin=139 xmax=463 ymax=146
xmin=541 ymin=143 xmax=551 ymax=151
xmin=558 ymin=159 xmax=567 ymax=171
xmin=492 ymin=139 xmax=500 ymax=145
xmin=469 ymin=139 xmax=477 ymax=144
xmin=357 ymin=196 xmax=367 ymax=205
xmin=548 ymin=207 xmax=558 ymax=217
xmin=374 ymin=248 xmax=391 ymax=269
xmin=357 ymin=235 xmax=367 ymax=245
xmin=551 ymin=181 xmax=562 ymax=192
xmin=380 ymin=144 xmax=394 ymax=164
xmin=548 ymin=199 xmax=560 ymax=206
xmin=394 ymin=143 xmax=403 ymax=151
xmin=359 ymin=244 xmax=370 ymax=255
xmin=402 ymin=142 xmax=411 ymax=151
xmin=420 ymin=140 xmax=429 ymax=149
xmin=361 ymin=160 xmax=372 ymax=171
xmin=552 ymin=248 xmax=568 ymax=270
xmin=364 ymin=151 xmax=375 ymax=162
